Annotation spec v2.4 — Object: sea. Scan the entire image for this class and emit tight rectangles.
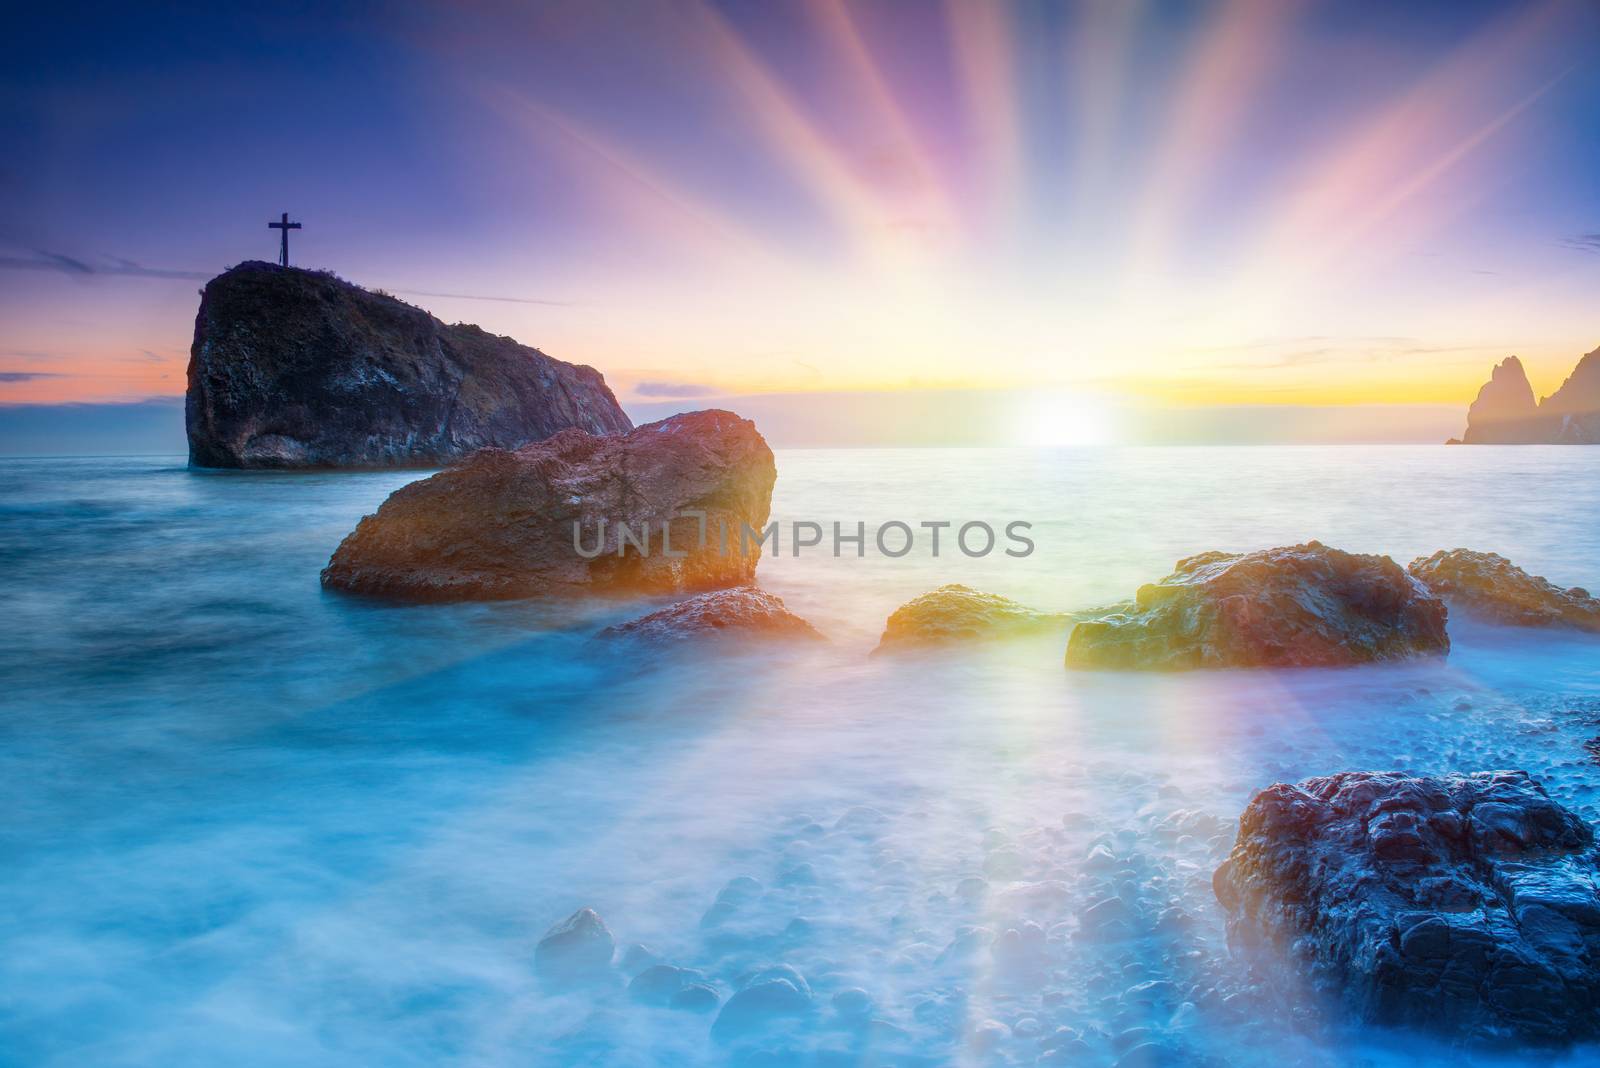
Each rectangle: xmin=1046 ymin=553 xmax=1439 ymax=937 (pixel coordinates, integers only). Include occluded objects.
xmin=2 ymin=446 xmax=1599 ymax=1067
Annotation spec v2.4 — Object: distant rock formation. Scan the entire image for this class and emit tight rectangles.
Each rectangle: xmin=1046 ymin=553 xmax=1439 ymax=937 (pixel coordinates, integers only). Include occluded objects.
xmin=1408 ymin=549 xmax=1600 ymax=632
xmin=186 ymin=261 xmax=631 ymax=468
xmin=1454 ymin=347 xmax=1600 ymax=444
xmin=873 ymin=584 xmax=1072 ymax=655
xmin=1214 ymin=770 xmax=1600 ymax=1043
xmin=1543 ymin=347 xmax=1600 ymax=442
xmin=1065 ymin=541 xmax=1449 ymax=670
xmin=1460 ymin=356 xmax=1540 ymax=443
xmin=321 ymin=410 xmax=774 ymax=602
xmin=597 ymin=587 xmax=822 ymax=645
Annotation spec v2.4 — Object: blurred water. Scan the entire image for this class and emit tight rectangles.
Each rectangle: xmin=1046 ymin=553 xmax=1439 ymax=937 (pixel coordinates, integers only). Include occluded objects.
xmin=2 ymin=448 xmax=1599 ymax=1067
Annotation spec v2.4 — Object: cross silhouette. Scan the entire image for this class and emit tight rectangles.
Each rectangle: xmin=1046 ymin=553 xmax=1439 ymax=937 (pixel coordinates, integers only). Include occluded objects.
xmin=268 ymin=212 xmax=302 ymax=267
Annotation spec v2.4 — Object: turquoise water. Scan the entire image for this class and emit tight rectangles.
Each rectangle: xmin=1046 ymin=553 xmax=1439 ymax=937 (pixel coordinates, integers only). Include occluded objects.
xmin=2 ymin=447 xmax=1600 ymax=1066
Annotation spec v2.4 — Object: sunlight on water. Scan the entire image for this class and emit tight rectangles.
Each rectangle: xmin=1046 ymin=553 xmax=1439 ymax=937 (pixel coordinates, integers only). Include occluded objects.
xmin=1 ymin=448 xmax=1598 ymax=1066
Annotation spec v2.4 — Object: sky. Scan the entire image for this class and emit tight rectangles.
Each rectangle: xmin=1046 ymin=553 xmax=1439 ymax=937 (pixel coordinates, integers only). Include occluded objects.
xmin=3 ymin=0 xmax=1600 ymax=447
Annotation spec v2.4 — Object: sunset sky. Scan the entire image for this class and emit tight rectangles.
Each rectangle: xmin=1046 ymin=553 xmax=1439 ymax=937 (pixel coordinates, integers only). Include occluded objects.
xmin=4 ymin=0 xmax=1600 ymax=445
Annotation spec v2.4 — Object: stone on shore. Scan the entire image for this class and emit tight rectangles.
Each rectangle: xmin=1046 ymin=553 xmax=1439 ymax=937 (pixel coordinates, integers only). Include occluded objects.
xmin=321 ymin=410 xmax=775 ymax=602
xmin=1408 ymin=549 xmax=1600 ymax=632
xmin=597 ymin=586 xmax=822 ymax=645
xmin=874 ymin=584 xmax=1071 ymax=655
xmin=186 ymin=261 xmax=631 ymax=468
xmin=1065 ymin=541 xmax=1449 ymax=670
xmin=1214 ymin=770 xmax=1600 ymax=1043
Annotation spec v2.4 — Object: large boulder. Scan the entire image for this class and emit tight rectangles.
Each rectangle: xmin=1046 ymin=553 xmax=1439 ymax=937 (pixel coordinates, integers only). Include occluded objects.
xmin=1408 ymin=549 xmax=1600 ymax=632
xmin=1214 ymin=771 xmax=1600 ymax=1043
xmin=186 ymin=261 xmax=631 ymax=468
xmin=873 ymin=584 xmax=1071 ymax=655
xmin=1065 ymin=541 xmax=1449 ymax=670
xmin=597 ymin=586 xmax=822 ymax=645
xmin=321 ymin=410 xmax=775 ymax=601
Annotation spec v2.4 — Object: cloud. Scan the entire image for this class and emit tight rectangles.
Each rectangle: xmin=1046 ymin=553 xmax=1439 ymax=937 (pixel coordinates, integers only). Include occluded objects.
xmin=1561 ymin=233 xmax=1600 ymax=253
xmin=0 ymin=255 xmax=569 ymax=305
xmin=394 ymin=288 xmax=573 ymax=306
xmin=634 ymin=380 xmax=719 ymax=397
xmin=0 ymin=371 xmax=62 ymax=382
xmin=1189 ymin=336 xmax=1506 ymax=372
xmin=0 ymin=250 xmax=210 ymax=280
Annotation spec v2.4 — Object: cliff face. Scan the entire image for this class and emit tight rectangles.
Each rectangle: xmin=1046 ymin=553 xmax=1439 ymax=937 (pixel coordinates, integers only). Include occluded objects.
xmin=1454 ymin=347 xmax=1600 ymax=444
xmin=1541 ymin=348 xmax=1600 ymax=443
xmin=186 ymin=262 xmax=632 ymax=468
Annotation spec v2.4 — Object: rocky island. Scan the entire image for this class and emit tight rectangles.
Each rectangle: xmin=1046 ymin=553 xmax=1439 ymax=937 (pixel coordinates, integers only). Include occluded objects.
xmin=1452 ymin=348 xmax=1600 ymax=444
xmin=186 ymin=261 xmax=631 ymax=468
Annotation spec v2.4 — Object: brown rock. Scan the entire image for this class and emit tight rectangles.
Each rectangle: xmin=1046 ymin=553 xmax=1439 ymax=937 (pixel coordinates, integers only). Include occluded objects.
xmin=1066 ymin=541 xmax=1449 ymax=670
xmin=597 ymin=586 xmax=822 ymax=645
xmin=1408 ymin=549 xmax=1600 ymax=632
xmin=873 ymin=584 xmax=1071 ymax=655
xmin=321 ymin=410 xmax=775 ymax=601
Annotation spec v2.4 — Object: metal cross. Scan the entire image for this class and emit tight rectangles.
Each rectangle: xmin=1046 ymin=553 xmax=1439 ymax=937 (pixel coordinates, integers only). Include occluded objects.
xmin=268 ymin=212 xmax=302 ymax=267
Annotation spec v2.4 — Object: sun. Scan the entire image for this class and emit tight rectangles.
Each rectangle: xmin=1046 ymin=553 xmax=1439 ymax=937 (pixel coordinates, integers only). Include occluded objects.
xmin=1018 ymin=390 xmax=1116 ymax=447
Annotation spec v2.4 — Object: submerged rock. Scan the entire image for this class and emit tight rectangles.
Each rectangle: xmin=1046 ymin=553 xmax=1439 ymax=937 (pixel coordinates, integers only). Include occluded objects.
xmin=186 ymin=261 xmax=630 ymax=469
xmin=1214 ymin=770 xmax=1600 ymax=1043
xmin=321 ymin=410 xmax=775 ymax=602
xmin=628 ymin=964 xmax=705 ymax=1006
xmin=535 ymin=907 xmax=614 ymax=984
xmin=617 ymin=942 xmax=662 ymax=975
xmin=831 ymin=987 xmax=875 ymax=1020
xmin=1408 ymin=549 xmax=1600 ymax=632
xmin=1065 ymin=541 xmax=1449 ymax=670
xmin=712 ymin=968 xmax=813 ymax=1040
xmin=873 ymin=584 xmax=1071 ymax=654
xmin=739 ymin=963 xmax=812 ymax=999
xmin=670 ymin=983 xmax=720 ymax=1013
xmin=596 ymin=586 xmax=822 ymax=645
